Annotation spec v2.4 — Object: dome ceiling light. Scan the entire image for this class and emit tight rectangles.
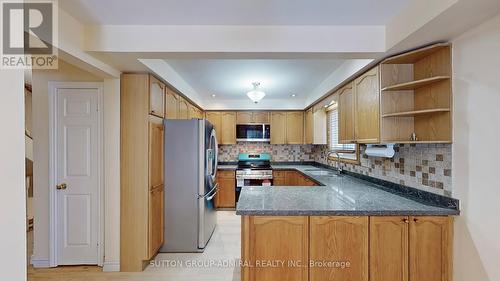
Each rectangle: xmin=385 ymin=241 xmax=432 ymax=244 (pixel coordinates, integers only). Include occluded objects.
xmin=246 ymin=82 xmax=266 ymax=103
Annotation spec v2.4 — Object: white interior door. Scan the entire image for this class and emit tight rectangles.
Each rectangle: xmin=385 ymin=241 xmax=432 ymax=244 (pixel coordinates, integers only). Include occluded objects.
xmin=55 ymin=87 xmax=100 ymax=265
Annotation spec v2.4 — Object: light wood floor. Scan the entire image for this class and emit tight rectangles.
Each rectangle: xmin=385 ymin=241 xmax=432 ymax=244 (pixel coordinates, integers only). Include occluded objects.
xmin=28 ymin=211 xmax=241 ymax=281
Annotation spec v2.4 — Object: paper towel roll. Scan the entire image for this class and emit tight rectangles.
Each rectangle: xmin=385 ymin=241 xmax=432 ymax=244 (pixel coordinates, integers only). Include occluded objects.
xmin=364 ymin=144 xmax=395 ymax=158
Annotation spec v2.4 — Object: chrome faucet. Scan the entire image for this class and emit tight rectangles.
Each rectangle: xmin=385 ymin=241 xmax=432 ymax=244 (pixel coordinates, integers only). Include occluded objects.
xmin=327 ymin=150 xmax=343 ymax=175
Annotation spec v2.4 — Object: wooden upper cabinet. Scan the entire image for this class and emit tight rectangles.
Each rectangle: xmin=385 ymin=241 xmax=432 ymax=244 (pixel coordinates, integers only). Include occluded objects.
xmin=338 ymin=82 xmax=356 ymax=144
xmin=253 ymin=112 xmax=270 ymax=123
xmin=370 ymin=216 xmax=409 ymax=281
xmin=148 ymin=116 xmax=164 ymax=191
xmin=409 ymin=216 xmax=453 ymax=281
xmin=243 ymin=216 xmax=309 ymax=281
xmin=270 ymin=112 xmax=286 ymax=144
xmin=286 ymin=111 xmax=304 ymax=144
xmin=196 ymin=108 xmax=204 ymax=119
xmin=237 ymin=112 xmax=253 ymax=124
xmin=178 ymin=97 xmax=189 ymax=119
xmin=354 ymin=66 xmax=380 ymax=143
xmin=165 ymin=88 xmax=179 ymax=119
xmin=310 ymin=216 xmax=369 ymax=281
xmin=305 ymin=108 xmax=313 ymax=144
xmin=148 ymin=185 xmax=164 ymax=259
xmin=188 ymin=104 xmax=203 ymax=119
xmin=149 ymin=75 xmax=165 ymax=118
xmin=237 ymin=111 xmax=270 ymax=124
xmin=221 ymin=112 xmax=236 ymax=144
xmin=206 ymin=112 xmax=222 ymax=142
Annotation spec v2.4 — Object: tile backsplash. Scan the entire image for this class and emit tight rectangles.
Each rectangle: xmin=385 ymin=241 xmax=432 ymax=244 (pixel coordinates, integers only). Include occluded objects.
xmin=218 ymin=142 xmax=452 ymax=195
xmin=218 ymin=142 xmax=315 ymax=162
xmin=313 ymin=144 xmax=452 ymax=195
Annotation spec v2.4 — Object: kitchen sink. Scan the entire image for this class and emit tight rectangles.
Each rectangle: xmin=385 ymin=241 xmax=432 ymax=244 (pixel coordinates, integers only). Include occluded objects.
xmin=304 ymin=170 xmax=338 ymax=177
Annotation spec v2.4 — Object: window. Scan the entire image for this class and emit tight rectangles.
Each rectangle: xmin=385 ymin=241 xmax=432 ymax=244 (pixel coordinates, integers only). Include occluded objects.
xmin=327 ymin=105 xmax=358 ymax=161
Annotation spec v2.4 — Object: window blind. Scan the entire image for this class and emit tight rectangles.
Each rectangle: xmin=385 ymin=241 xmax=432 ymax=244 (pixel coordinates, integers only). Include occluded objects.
xmin=327 ymin=107 xmax=357 ymax=160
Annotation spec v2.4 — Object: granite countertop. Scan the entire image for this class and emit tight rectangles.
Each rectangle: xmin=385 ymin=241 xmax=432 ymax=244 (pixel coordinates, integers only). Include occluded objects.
xmin=236 ymin=165 xmax=459 ymax=216
xmin=217 ymin=164 xmax=238 ymax=170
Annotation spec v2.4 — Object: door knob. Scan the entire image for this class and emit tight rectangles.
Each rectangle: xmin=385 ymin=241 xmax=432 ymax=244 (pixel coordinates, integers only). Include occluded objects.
xmin=56 ymin=183 xmax=67 ymax=190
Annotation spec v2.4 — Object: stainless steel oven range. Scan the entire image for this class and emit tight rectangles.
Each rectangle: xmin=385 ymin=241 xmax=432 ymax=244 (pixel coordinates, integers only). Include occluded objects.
xmin=235 ymin=153 xmax=273 ymax=202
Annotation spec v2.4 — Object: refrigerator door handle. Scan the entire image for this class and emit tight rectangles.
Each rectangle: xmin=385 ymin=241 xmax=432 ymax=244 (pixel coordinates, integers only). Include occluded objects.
xmin=209 ymin=129 xmax=218 ymax=182
xmin=199 ymin=183 xmax=218 ymax=199
xmin=205 ymin=183 xmax=219 ymax=201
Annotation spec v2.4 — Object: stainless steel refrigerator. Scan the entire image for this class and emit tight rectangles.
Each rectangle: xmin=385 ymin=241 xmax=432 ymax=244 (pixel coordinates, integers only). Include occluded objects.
xmin=160 ymin=119 xmax=218 ymax=252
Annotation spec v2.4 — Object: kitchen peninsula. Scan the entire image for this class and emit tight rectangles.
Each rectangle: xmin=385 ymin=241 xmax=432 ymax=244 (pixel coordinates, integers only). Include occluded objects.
xmin=237 ymin=165 xmax=458 ymax=281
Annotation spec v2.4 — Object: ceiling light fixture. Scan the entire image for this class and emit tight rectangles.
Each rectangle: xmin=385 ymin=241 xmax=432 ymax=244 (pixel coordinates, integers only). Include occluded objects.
xmin=246 ymin=82 xmax=266 ymax=103
xmin=211 ymin=94 xmax=216 ymax=98
xmin=291 ymin=94 xmax=296 ymax=97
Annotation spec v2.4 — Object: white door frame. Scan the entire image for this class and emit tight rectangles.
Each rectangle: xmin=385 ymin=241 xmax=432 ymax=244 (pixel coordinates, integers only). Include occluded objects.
xmin=48 ymin=82 xmax=104 ymax=267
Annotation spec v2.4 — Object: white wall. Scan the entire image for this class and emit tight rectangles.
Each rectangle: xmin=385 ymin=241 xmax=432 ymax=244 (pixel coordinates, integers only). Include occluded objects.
xmin=0 ymin=70 xmax=27 ymax=280
xmin=103 ymin=78 xmax=120 ymax=271
xmin=452 ymin=12 xmax=500 ymax=281
xmin=31 ymin=60 xmax=121 ymax=270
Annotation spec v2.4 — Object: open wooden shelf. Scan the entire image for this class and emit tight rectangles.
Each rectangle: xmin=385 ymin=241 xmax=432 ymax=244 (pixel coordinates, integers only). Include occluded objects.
xmin=381 ymin=76 xmax=450 ymax=91
xmin=381 ymin=43 xmax=451 ymax=64
xmin=378 ymin=43 xmax=452 ymax=143
xmin=381 ymin=140 xmax=452 ymax=144
xmin=382 ymin=108 xmax=450 ymax=118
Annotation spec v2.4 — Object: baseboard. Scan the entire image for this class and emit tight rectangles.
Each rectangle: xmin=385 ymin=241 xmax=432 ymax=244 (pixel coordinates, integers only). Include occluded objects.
xmin=31 ymin=256 xmax=50 ymax=268
xmin=103 ymin=261 xmax=120 ymax=272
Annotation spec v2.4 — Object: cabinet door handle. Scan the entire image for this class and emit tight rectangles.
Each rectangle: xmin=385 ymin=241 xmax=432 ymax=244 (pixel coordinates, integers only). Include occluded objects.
xmin=413 ymin=218 xmax=419 ymax=223
xmin=402 ymin=218 xmax=409 ymax=224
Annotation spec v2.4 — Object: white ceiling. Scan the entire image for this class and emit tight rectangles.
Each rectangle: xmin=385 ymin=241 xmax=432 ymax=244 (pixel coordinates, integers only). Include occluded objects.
xmin=164 ymin=59 xmax=345 ymax=105
xmin=59 ymin=0 xmax=411 ymax=25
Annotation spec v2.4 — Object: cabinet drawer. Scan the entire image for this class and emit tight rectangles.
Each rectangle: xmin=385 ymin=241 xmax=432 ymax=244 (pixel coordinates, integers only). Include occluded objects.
xmin=218 ymin=170 xmax=235 ymax=179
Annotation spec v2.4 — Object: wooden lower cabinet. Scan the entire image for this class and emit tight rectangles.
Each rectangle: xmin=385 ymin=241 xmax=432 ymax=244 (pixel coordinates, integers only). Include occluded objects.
xmin=215 ymin=170 xmax=236 ymax=208
xmin=242 ymin=216 xmax=309 ymax=281
xmin=370 ymin=216 xmax=453 ymax=281
xmin=149 ymin=117 xmax=164 ymax=191
xmin=273 ymin=176 xmax=287 ymax=186
xmin=370 ymin=216 xmax=409 ymax=281
xmin=409 ymin=216 xmax=453 ymax=281
xmin=310 ymin=216 xmax=369 ymax=281
xmin=272 ymin=170 xmax=318 ymax=186
xmin=148 ymin=186 xmax=164 ymax=258
xmin=241 ymin=216 xmax=453 ymax=281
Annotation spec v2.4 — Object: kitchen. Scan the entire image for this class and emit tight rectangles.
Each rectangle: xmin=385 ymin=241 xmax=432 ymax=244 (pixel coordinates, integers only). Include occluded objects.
xmin=119 ymin=43 xmax=458 ymax=281
xmin=6 ymin=1 xmax=499 ymax=281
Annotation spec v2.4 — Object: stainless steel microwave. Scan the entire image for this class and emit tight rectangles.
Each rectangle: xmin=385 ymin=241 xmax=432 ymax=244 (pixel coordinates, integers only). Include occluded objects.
xmin=236 ymin=124 xmax=271 ymax=142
